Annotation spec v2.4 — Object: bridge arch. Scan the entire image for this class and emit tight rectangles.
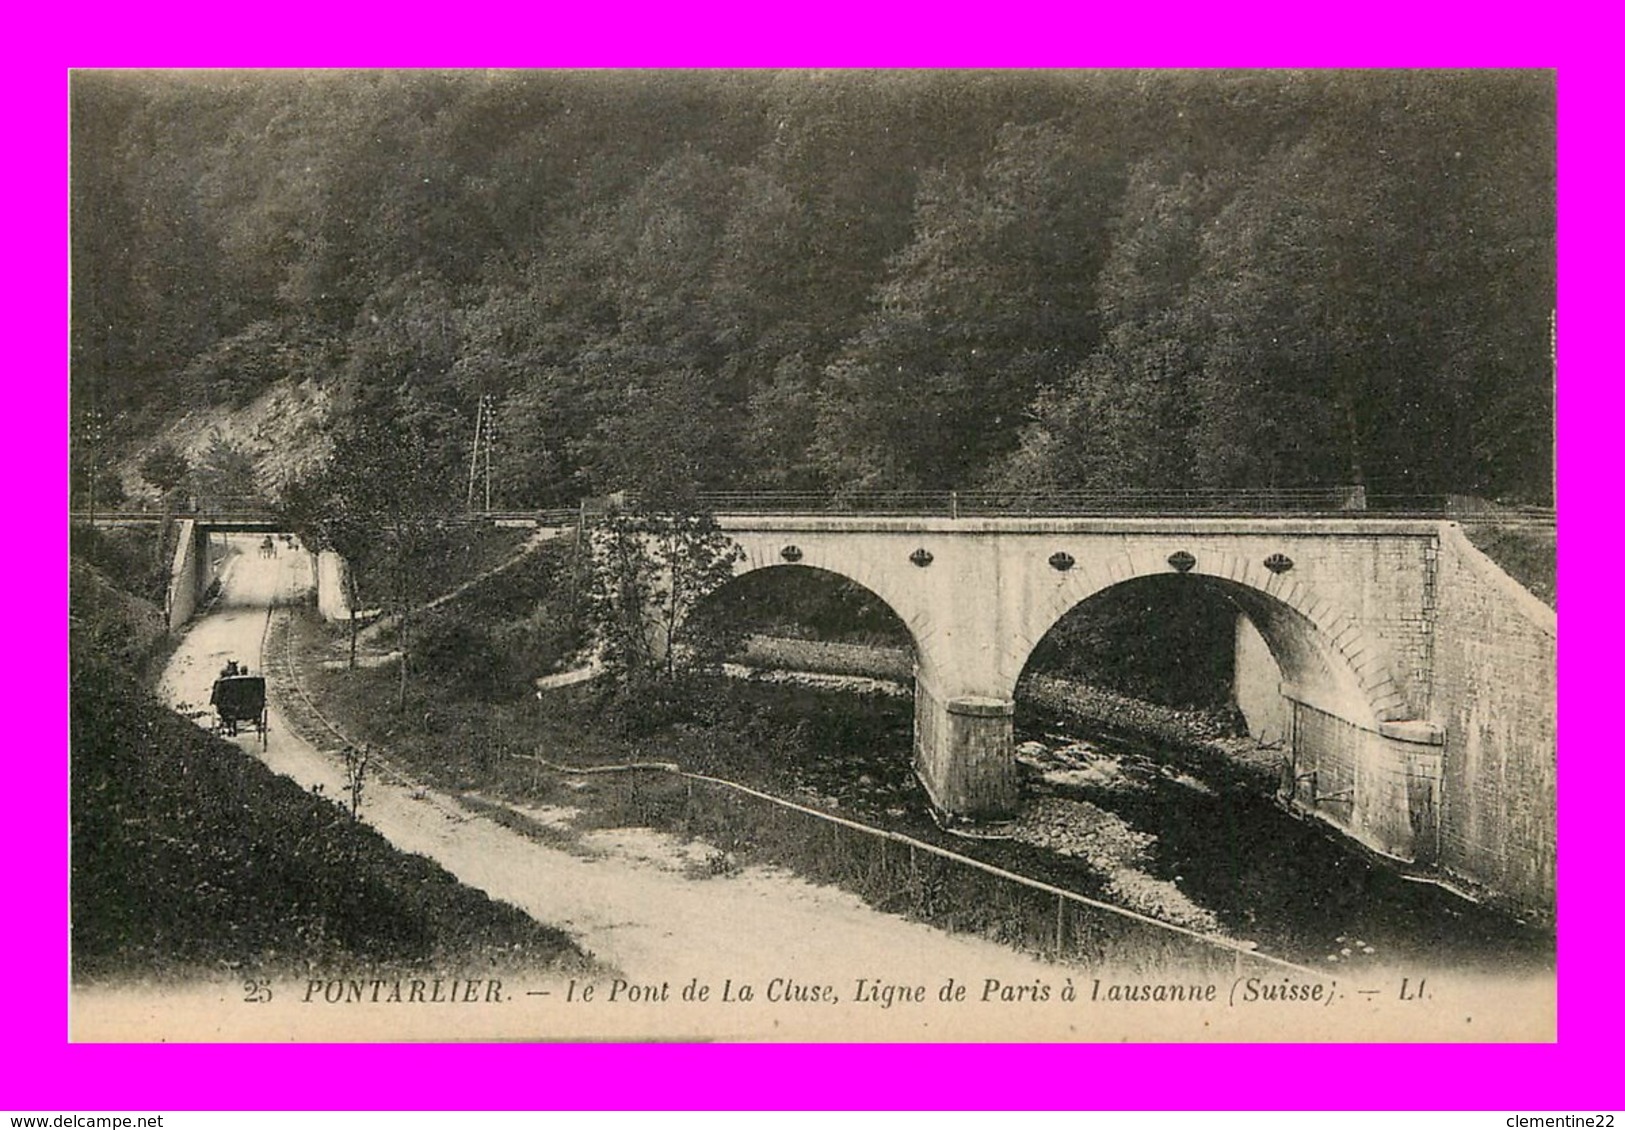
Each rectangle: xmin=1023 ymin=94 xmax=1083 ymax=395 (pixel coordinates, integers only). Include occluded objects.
xmin=719 ymin=541 xmax=931 ymax=658
xmin=1006 ymin=550 xmax=1408 ymax=729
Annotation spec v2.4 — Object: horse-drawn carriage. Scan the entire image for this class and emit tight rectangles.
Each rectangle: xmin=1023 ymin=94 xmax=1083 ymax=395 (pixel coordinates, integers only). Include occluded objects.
xmin=210 ymin=673 xmax=268 ymax=746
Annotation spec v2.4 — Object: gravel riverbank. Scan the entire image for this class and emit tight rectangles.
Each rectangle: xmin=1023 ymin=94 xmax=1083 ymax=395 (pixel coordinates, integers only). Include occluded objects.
xmin=735 ymin=636 xmax=1287 ymax=795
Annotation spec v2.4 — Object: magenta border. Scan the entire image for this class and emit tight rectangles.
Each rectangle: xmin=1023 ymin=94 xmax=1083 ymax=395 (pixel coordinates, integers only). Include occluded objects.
xmin=27 ymin=9 xmax=1604 ymax=1110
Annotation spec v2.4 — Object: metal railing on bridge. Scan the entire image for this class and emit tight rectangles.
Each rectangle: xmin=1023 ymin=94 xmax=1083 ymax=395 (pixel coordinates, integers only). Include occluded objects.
xmin=434 ymin=493 xmax=1560 ymax=528
xmin=546 ymin=490 xmax=1556 ymax=530
xmin=72 ymin=491 xmax=1555 ymax=529
xmin=683 ymin=488 xmax=1378 ymax=518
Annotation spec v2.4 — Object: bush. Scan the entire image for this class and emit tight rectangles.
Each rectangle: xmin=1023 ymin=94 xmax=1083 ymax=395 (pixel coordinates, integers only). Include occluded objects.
xmin=597 ymin=672 xmax=707 ymax=736
xmin=69 ymin=559 xmax=167 ymax=673
xmin=70 ymin=523 xmax=168 ymax=605
xmin=400 ymin=535 xmax=591 ymax=703
xmin=415 ymin=615 xmax=512 ymax=698
xmin=415 ymin=593 xmax=588 ymax=704
xmin=491 ymin=605 xmax=585 ymax=679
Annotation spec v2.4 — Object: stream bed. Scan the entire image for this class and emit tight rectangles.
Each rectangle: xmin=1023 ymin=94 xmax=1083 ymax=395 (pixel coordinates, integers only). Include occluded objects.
xmin=716 ymin=669 xmax=1555 ymax=978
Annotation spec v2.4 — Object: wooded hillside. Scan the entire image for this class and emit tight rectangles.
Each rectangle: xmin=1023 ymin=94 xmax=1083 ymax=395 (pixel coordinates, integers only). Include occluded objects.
xmin=71 ymin=70 xmax=1554 ymax=508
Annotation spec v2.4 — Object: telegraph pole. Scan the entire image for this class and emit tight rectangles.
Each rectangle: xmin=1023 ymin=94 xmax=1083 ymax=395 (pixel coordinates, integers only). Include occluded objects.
xmin=1551 ymin=307 xmax=1557 ymax=507
xmin=483 ymin=394 xmax=495 ymax=512
xmin=466 ymin=393 xmax=500 ymax=513
xmin=466 ymin=396 xmax=484 ymax=511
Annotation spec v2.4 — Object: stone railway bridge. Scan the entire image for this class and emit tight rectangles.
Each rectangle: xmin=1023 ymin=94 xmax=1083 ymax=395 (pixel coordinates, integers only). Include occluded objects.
xmin=116 ymin=502 xmax=1556 ymax=918
xmin=697 ymin=514 xmax=1554 ymax=918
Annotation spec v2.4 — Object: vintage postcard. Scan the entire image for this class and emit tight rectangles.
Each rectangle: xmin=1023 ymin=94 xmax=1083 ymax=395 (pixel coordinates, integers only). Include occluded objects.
xmin=67 ymin=68 xmax=1555 ymax=1044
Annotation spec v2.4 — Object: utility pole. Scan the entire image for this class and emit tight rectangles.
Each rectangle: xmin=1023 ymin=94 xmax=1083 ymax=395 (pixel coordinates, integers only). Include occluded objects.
xmin=78 ymin=406 xmax=105 ymax=528
xmin=484 ymin=394 xmax=495 ymax=512
xmin=466 ymin=393 xmax=496 ymax=512
xmin=466 ymin=396 xmax=484 ymax=512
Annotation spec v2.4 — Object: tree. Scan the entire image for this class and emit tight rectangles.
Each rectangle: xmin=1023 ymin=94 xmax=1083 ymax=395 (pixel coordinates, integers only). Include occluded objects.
xmin=70 ymin=417 xmax=126 ymax=519
xmin=175 ymin=319 xmax=343 ymax=408
xmin=191 ymin=430 xmax=262 ymax=508
xmin=814 ymin=120 xmax=1118 ymax=490
xmin=587 ymin=509 xmax=744 ymax=688
xmin=572 ymin=361 xmax=734 ymax=504
xmin=280 ymin=377 xmax=464 ymax=685
xmin=74 ymin=72 xmax=1554 ymax=510
xmin=138 ymin=443 xmax=191 ymax=497
xmin=997 ymin=159 xmax=1229 ymax=492
xmin=1000 ymin=74 xmax=1553 ymax=501
xmin=740 ymin=352 xmax=826 ymax=491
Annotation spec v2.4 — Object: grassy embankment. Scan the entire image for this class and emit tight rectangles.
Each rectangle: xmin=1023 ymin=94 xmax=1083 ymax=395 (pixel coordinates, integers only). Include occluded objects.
xmin=69 ymin=524 xmax=176 ymax=681
xmin=1460 ymin=520 xmax=1556 ymax=608
xmin=69 ymin=524 xmax=586 ymax=983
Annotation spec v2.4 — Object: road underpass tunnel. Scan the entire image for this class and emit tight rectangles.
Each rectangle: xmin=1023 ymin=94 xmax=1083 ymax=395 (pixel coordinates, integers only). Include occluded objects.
xmin=210 ymin=530 xmax=306 ymax=607
xmin=165 ymin=521 xmax=312 ymax=631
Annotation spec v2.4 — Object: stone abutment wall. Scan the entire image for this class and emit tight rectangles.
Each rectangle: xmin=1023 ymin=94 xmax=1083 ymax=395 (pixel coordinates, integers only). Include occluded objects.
xmin=164 ymin=520 xmax=209 ymax=632
xmin=1430 ymin=525 xmax=1556 ymax=916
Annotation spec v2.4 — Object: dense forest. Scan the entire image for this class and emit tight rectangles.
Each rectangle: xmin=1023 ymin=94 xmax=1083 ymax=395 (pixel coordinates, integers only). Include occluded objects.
xmin=70 ymin=69 xmax=1555 ymax=510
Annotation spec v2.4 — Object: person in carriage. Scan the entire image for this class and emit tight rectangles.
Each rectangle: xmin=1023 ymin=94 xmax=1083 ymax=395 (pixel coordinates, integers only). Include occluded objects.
xmin=210 ymin=661 xmax=265 ymax=740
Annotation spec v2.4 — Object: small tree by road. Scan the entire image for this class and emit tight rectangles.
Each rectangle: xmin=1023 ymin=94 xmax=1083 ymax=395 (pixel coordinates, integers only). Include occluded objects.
xmin=279 ymin=387 xmax=464 ymax=691
xmin=587 ymin=506 xmax=745 ymax=691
